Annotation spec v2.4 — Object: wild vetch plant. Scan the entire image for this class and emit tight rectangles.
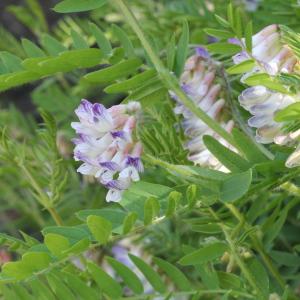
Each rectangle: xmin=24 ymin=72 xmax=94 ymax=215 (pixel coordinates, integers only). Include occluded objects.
xmin=0 ymin=1 xmax=299 ymax=300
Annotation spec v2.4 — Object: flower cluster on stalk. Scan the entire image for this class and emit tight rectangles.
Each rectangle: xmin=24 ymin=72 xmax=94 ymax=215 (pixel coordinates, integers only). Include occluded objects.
xmin=233 ymin=24 xmax=300 ymax=167
xmin=171 ymin=47 xmax=235 ymax=172
xmin=72 ymin=100 xmax=143 ymax=202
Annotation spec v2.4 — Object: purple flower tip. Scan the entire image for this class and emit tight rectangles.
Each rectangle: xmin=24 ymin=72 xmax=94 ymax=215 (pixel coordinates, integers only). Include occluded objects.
xmin=207 ymin=36 xmax=219 ymax=44
xmin=111 ymin=131 xmax=125 ymax=139
xmin=181 ymin=83 xmax=192 ymax=95
xmin=99 ymin=161 xmax=120 ymax=171
xmin=195 ymin=47 xmax=210 ymax=59
xmin=228 ymin=38 xmax=241 ymax=46
xmin=126 ymin=156 xmax=143 ymax=172
xmin=80 ymin=99 xmax=92 ymax=112
xmin=92 ymin=103 xmax=105 ymax=116
xmin=104 ymin=180 xmax=126 ymax=190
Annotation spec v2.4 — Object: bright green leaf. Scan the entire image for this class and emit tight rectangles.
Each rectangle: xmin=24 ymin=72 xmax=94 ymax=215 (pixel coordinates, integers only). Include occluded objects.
xmin=87 ymin=215 xmax=112 ymax=244
xmin=227 ymin=59 xmax=255 ymax=74
xmin=44 ymin=233 xmax=70 ymax=256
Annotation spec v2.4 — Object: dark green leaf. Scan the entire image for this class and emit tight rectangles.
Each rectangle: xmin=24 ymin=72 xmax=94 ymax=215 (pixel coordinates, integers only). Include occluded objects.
xmin=84 ymin=57 xmax=142 ymax=83
xmin=47 ymin=273 xmax=75 ymax=300
xmin=105 ymin=69 xmax=156 ymax=94
xmin=22 ymin=39 xmax=46 ymax=57
xmin=106 ymin=256 xmax=144 ymax=294
xmin=63 ymin=272 xmax=98 ymax=300
xmin=203 ymin=135 xmax=251 ymax=172
xmin=129 ymin=254 xmax=166 ymax=293
xmin=153 ymin=257 xmax=192 ymax=291
xmin=89 ymin=22 xmax=112 ymax=57
xmin=246 ymin=258 xmax=269 ymax=298
xmin=0 ymin=52 xmax=23 ymax=72
xmin=232 ymin=128 xmax=268 ymax=163
xmin=71 ymin=29 xmax=89 ymax=49
xmin=220 ymin=169 xmax=252 ymax=203
xmin=204 ymin=28 xmax=233 ymax=39
xmin=206 ymin=43 xmax=241 ymax=55
xmin=245 ymin=21 xmax=253 ymax=52
xmin=53 ymin=0 xmax=107 ymax=13
xmin=191 ymin=224 xmax=222 ymax=234
xmin=215 ymin=14 xmax=230 ymax=28
xmin=179 ymin=242 xmax=228 ymax=266
xmin=112 ymin=24 xmax=135 ymax=58
xmin=41 ymin=34 xmax=67 ymax=55
xmin=175 ymin=20 xmax=189 ymax=76
xmin=167 ymin=33 xmax=176 ymax=71
xmin=88 ymin=262 xmax=122 ymax=298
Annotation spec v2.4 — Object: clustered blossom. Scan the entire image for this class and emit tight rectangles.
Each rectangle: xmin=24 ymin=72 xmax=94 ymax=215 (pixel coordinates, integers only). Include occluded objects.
xmin=72 ymin=100 xmax=143 ymax=202
xmin=172 ymin=48 xmax=235 ymax=172
xmin=233 ymin=25 xmax=300 ymax=167
xmin=233 ymin=24 xmax=298 ymax=76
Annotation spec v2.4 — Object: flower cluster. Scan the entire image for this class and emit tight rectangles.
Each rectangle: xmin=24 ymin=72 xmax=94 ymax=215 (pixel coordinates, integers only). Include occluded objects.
xmin=72 ymin=100 xmax=143 ymax=202
xmin=233 ymin=25 xmax=300 ymax=167
xmin=233 ymin=24 xmax=298 ymax=76
xmin=172 ymin=48 xmax=235 ymax=172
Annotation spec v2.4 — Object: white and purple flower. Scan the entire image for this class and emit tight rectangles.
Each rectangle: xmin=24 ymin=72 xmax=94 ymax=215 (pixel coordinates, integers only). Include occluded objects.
xmin=172 ymin=47 xmax=235 ymax=172
xmin=72 ymin=100 xmax=143 ymax=202
xmin=232 ymin=25 xmax=300 ymax=167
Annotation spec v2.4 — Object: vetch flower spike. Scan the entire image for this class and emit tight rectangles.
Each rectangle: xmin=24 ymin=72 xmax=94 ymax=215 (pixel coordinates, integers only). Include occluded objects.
xmin=172 ymin=47 xmax=235 ymax=172
xmin=72 ymin=99 xmax=143 ymax=202
xmin=232 ymin=24 xmax=300 ymax=167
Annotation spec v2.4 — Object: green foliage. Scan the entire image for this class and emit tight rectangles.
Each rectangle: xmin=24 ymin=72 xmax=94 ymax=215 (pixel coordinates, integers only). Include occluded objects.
xmin=0 ymin=1 xmax=300 ymax=300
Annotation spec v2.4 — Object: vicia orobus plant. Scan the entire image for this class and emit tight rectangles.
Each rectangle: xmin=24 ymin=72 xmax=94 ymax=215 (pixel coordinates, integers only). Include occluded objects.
xmin=0 ymin=0 xmax=299 ymax=300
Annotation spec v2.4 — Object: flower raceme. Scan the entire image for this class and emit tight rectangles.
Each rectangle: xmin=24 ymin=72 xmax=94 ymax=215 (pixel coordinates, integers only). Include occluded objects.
xmin=172 ymin=48 xmax=235 ymax=172
xmin=232 ymin=25 xmax=300 ymax=167
xmin=71 ymin=100 xmax=143 ymax=202
xmin=233 ymin=24 xmax=298 ymax=76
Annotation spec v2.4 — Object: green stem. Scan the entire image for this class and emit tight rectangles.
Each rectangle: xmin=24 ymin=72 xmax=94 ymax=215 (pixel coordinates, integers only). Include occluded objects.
xmin=113 ymin=0 xmax=238 ymax=150
xmin=144 ymin=154 xmax=195 ymax=177
xmin=225 ymin=203 xmax=286 ymax=289
xmin=280 ymin=181 xmax=300 ymax=197
xmin=120 ymin=289 xmax=255 ymax=300
xmin=208 ymin=207 xmax=265 ymax=299
xmin=47 ymin=207 xmax=64 ymax=226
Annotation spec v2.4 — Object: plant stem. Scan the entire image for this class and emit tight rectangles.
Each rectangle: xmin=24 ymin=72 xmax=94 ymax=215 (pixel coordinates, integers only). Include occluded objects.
xmin=120 ymin=289 xmax=255 ymax=300
xmin=112 ymin=0 xmax=238 ymax=150
xmin=225 ymin=203 xmax=286 ymax=289
xmin=47 ymin=207 xmax=64 ymax=226
xmin=208 ymin=207 xmax=265 ymax=299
